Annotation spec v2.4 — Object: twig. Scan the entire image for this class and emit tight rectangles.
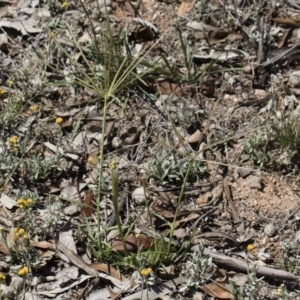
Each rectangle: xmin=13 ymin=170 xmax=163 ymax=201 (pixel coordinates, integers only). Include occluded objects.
xmin=258 ymin=15 xmax=264 ymax=64
xmin=224 ymin=179 xmax=239 ymax=221
xmin=191 ymin=247 xmax=299 ymax=282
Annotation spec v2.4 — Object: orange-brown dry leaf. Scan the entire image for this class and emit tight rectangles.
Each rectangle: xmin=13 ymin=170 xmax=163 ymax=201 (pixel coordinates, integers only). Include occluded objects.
xmin=112 ymin=235 xmax=138 ymax=252
xmin=0 ymin=233 xmax=14 ymax=255
xmin=152 ymin=204 xmax=174 ymax=218
xmin=271 ymin=15 xmax=300 ymax=27
xmin=177 ymin=0 xmax=194 ymax=16
xmin=31 ymin=240 xmax=56 ymax=251
xmin=200 ymin=282 xmax=234 ymax=299
xmin=207 ymin=30 xmax=242 ymax=45
xmin=112 ymin=234 xmax=152 ymax=251
xmin=147 ymin=81 xmax=196 ymax=96
xmin=91 ymin=262 xmax=125 ymax=281
xmin=81 ymin=190 xmax=94 ymax=217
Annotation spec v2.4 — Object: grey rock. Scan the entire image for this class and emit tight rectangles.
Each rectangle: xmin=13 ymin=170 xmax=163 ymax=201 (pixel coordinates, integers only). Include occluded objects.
xmin=264 ymin=222 xmax=276 ymax=237
xmin=246 ymin=176 xmax=263 ymax=190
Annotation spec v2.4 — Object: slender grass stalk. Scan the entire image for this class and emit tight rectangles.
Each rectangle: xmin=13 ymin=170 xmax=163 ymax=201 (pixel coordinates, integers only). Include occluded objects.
xmin=111 ymin=168 xmax=128 ymax=255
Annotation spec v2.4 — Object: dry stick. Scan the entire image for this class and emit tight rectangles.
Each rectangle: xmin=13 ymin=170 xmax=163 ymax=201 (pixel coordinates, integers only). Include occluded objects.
xmin=262 ymin=39 xmax=300 ymax=66
xmin=258 ymin=15 xmax=264 ymax=64
xmin=223 ymin=179 xmax=239 ymax=221
xmin=192 ymin=247 xmax=299 ymax=282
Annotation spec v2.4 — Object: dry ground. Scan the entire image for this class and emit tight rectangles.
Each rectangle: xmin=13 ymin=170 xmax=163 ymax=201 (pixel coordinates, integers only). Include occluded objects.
xmin=1 ymin=0 xmax=300 ymax=299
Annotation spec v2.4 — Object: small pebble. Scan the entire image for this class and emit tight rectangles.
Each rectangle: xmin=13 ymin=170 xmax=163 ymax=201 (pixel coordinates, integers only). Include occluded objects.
xmin=246 ymin=176 xmax=263 ymax=190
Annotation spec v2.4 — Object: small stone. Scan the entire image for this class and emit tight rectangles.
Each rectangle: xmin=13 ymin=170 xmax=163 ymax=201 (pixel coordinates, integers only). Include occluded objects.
xmin=264 ymin=222 xmax=276 ymax=237
xmin=132 ymin=187 xmax=149 ymax=205
xmin=237 ymin=168 xmax=252 ymax=178
xmin=246 ymin=176 xmax=263 ymax=190
xmin=111 ymin=136 xmax=122 ymax=149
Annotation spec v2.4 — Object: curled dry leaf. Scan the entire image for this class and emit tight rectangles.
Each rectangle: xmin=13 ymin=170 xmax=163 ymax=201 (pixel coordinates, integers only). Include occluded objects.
xmin=91 ymin=262 xmax=125 ymax=281
xmin=200 ymin=282 xmax=234 ymax=299
xmin=152 ymin=204 xmax=174 ymax=218
xmin=81 ymin=189 xmax=94 ymax=217
xmin=112 ymin=234 xmax=152 ymax=251
xmin=270 ymin=14 xmax=300 ymax=27
xmin=196 ymin=192 xmax=212 ymax=206
xmin=188 ymin=130 xmax=203 ymax=143
xmin=177 ymin=0 xmax=194 ymax=16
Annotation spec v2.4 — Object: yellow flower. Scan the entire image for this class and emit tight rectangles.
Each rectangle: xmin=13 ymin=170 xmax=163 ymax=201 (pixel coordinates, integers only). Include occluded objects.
xmin=247 ymin=244 xmax=254 ymax=251
xmin=0 ymin=227 xmax=4 ymax=231
xmin=29 ymin=105 xmax=39 ymax=113
xmin=87 ymin=156 xmax=94 ymax=164
xmin=0 ymin=273 xmax=5 ymax=282
xmin=18 ymin=228 xmax=25 ymax=235
xmin=140 ymin=267 xmax=152 ymax=277
xmin=23 ymin=234 xmax=29 ymax=240
xmin=9 ymin=135 xmax=18 ymax=144
xmin=135 ymin=233 xmax=141 ymax=238
xmin=18 ymin=266 xmax=29 ymax=277
xmin=26 ymin=198 xmax=33 ymax=206
xmin=0 ymin=88 xmax=4 ymax=95
xmin=8 ymin=80 xmax=14 ymax=87
xmin=17 ymin=198 xmax=25 ymax=205
xmin=61 ymin=1 xmax=68 ymax=8
xmin=55 ymin=117 xmax=63 ymax=125
xmin=109 ymin=159 xmax=118 ymax=170
xmin=277 ymin=284 xmax=284 ymax=295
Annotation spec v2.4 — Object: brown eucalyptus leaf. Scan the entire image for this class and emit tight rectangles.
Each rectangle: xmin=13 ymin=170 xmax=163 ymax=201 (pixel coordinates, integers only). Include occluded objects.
xmin=200 ymin=282 xmax=234 ymax=299
xmin=271 ymin=14 xmax=300 ymax=27
xmin=177 ymin=0 xmax=194 ymax=16
xmin=91 ymin=262 xmax=125 ymax=281
xmin=152 ymin=205 xmax=174 ymax=218
xmin=81 ymin=190 xmax=94 ymax=217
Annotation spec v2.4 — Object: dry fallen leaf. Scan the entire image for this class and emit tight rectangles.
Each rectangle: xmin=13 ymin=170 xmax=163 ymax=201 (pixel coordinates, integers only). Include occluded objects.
xmin=270 ymin=14 xmax=300 ymax=27
xmin=81 ymin=189 xmax=94 ymax=217
xmin=200 ymin=282 xmax=234 ymax=299
xmin=112 ymin=234 xmax=152 ymax=251
xmin=196 ymin=192 xmax=212 ymax=206
xmin=177 ymin=0 xmax=194 ymax=16
xmin=91 ymin=262 xmax=125 ymax=281
xmin=152 ymin=204 xmax=174 ymax=218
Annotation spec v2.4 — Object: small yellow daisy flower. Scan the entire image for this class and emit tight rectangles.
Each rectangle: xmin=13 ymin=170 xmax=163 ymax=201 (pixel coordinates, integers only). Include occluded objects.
xmin=8 ymin=80 xmax=14 ymax=87
xmin=26 ymin=198 xmax=33 ymax=206
xmin=140 ymin=267 xmax=152 ymax=277
xmin=61 ymin=1 xmax=68 ymax=8
xmin=277 ymin=284 xmax=284 ymax=295
xmin=109 ymin=159 xmax=118 ymax=170
xmin=23 ymin=234 xmax=29 ymax=240
xmin=17 ymin=198 xmax=25 ymax=205
xmin=29 ymin=105 xmax=39 ymax=113
xmin=55 ymin=117 xmax=63 ymax=125
xmin=0 ymin=273 xmax=5 ymax=282
xmin=247 ymin=244 xmax=254 ymax=252
xmin=18 ymin=228 xmax=25 ymax=235
xmin=18 ymin=266 xmax=29 ymax=277
xmin=0 ymin=88 xmax=4 ymax=95
xmin=87 ymin=156 xmax=94 ymax=164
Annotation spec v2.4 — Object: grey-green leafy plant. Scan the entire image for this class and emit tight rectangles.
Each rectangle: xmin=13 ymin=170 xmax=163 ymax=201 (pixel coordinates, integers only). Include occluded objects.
xmin=148 ymin=149 xmax=206 ymax=185
xmin=228 ymin=261 xmax=263 ymax=300
xmin=280 ymin=239 xmax=300 ymax=275
xmin=179 ymin=240 xmax=214 ymax=293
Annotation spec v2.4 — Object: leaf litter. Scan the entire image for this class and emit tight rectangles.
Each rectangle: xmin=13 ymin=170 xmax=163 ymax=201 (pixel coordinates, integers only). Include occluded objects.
xmin=1 ymin=0 xmax=300 ymax=299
